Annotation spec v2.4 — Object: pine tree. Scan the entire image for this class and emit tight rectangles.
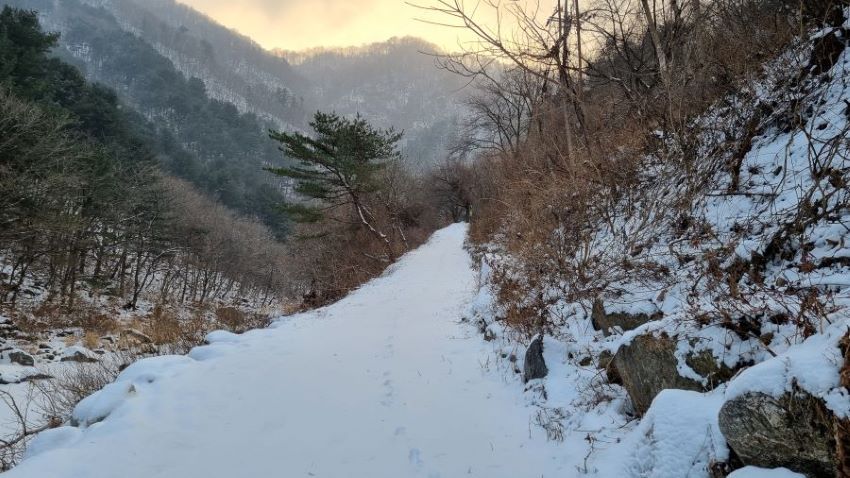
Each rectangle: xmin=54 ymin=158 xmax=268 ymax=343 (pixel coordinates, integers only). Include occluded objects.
xmin=268 ymin=112 xmax=403 ymax=259
xmin=0 ymin=7 xmax=59 ymax=99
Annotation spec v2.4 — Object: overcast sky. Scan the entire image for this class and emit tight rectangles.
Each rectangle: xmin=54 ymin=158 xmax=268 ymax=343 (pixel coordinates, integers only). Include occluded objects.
xmin=177 ymin=0 xmax=472 ymax=51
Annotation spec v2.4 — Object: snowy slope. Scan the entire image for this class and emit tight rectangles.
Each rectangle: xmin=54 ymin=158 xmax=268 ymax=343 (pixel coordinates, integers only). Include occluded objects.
xmin=5 ymin=224 xmax=572 ymax=478
xmin=468 ymin=22 xmax=850 ymax=478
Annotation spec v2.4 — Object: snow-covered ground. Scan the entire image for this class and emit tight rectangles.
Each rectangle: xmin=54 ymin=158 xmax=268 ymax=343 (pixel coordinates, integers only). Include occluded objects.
xmin=4 ymin=224 xmax=576 ymax=477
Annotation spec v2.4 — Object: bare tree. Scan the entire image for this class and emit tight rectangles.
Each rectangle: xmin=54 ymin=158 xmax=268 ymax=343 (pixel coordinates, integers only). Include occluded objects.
xmin=411 ymin=0 xmax=590 ymax=163
xmin=453 ymin=67 xmax=544 ymax=157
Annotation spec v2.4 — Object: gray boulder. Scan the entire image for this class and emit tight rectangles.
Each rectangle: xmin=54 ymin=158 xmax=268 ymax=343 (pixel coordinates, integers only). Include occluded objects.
xmin=612 ymin=334 xmax=703 ymax=415
xmin=8 ymin=350 xmax=34 ymax=366
xmin=60 ymin=349 xmax=99 ymax=363
xmin=611 ymin=334 xmax=740 ymax=415
xmin=718 ymin=391 xmax=837 ymax=477
xmin=591 ymin=300 xmax=662 ymax=336
xmin=523 ymin=335 xmax=548 ymax=382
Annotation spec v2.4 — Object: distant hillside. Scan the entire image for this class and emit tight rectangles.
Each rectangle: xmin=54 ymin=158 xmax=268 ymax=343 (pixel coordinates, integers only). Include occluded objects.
xmin=77 ymin=0 xmax=468 ymax=168
xmin=90 ymin=0 xmax=308 ymax=129
xmin=8 ymin=0 xmax=467 ymax=187
xmin=278 ymin=37 xmax=468 ymax=168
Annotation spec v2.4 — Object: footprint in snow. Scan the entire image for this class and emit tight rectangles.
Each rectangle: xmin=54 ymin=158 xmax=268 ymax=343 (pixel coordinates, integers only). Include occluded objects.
xmin=408 ymin=448 xmax=422 ymax=466
xmin=380 ymin=378 xmax=394 ymax=406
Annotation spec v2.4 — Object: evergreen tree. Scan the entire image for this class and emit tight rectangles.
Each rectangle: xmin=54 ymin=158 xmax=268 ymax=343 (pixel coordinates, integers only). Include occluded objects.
xmin=268 ymin=112 xmax=402 ymax=258
xmin=0 ymin=6 xmax=58 ymax=98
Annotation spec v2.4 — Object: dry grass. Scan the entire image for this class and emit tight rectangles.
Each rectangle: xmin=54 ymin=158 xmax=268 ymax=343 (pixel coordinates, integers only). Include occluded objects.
xmin=82 ymin=331 xmax=100 ymax=350
xmin=71 ymin=308 xmax=119 ymax=336
xmin=214 ymin=306 xmax=271 ymax=334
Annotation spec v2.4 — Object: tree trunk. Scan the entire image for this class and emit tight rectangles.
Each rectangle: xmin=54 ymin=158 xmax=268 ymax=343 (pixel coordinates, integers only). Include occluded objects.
xmin=354 ymin=201 xmax=396 ymax=262
xmin=639 ymin=0 xmax=674 ymax=125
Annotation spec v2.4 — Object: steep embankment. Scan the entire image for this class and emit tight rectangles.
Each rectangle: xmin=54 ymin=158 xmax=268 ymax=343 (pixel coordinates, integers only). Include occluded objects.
xmin=470 ymin=17 xmax=850 ymax=478
xmin=6 ymin=225 xmax=574 ymax=478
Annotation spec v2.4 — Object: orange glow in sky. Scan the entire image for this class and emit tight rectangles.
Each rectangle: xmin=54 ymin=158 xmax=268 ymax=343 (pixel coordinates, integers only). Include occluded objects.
xmin=177 ymin=0 xmax=565 ymax=53
xmin=176 ymin=0 xmax=472 ymax=52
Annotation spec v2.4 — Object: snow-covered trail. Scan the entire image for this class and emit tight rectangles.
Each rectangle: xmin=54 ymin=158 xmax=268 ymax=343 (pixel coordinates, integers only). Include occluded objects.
xmin=6 ymin=224 xmax=570 ymax=478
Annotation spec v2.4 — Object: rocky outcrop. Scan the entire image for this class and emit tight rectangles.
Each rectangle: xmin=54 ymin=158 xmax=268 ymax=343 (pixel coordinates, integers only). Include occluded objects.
xmin=591 ymin=300 xmax=662 ymax=336
xmin=686 ymin=350 xmax=739 ymax=389
xmin=7 ymin=350 xmax=34 ymax=366
xmin=612 ymin=335 xmax=702 ymax=415
xmin=60 ymin=347 xmax=99 ymax=363
xmin=523 ymin=335 xmax=548 ymax=382
xmin=610 ymin=334 xmax=741 ymax=415
xmin=718 ymin=391 xmax=837 ymax=477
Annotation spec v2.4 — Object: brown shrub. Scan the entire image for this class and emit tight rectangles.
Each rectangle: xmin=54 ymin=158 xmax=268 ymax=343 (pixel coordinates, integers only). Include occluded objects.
xmin=23 ymin=303 xmax=64 ymax=332
xmin=144 ymin=304 xmax=181 ymax=345
xmin=214 ymin=306 xmax=245 ymax=330
xmin=82 ymin=331 xmax=100 ymax=350
xmin=461 ymin=0 xmax=811 ymax=333
xmin=213 ymin=306 xmax=271 ymax=333
xmin=71 ymin=308 xmax=119 ymax=336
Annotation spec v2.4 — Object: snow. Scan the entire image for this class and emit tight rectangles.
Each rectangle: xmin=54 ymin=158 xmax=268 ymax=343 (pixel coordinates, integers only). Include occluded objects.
xmin=728 ymin=467 xmax=806 ymax=478
xmin=724 ymin=321 xmax=850 ymax=417
xmin=22 ymin=427 xmax=82 ymax=460
xmin=5 ymin=224 xmax=574 ymax=477
xmin=70 ymin=381 xmax=136 ymax=427
xmin=0 ymin=365 xmax=44 ymax=385
xmin=203 ymin=330 xmax=241 ymax=344
xmin=597 ymin=389 xmax=727 ymax=478
xmin=68 ymin=356 xmax=197 ymax=428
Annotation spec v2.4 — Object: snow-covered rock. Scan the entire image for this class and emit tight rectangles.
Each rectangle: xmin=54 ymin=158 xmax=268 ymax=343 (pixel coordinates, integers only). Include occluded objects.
xmin=598 ymin=389 xmax=728 ymax=478
xmin=0 ymin=365 xmax=50 ymax=385
xmin=719 ymin=391 xmax=837 ymax=476
xmin=5 ymin=350 xmax=34 ymax=367
xmin=60 ymin=346 xmax=99 ymax=363
xmin=71 ymin=382 xmax=136 ymax=427
xmin=728 ymin=466 xmax=806 ymax=478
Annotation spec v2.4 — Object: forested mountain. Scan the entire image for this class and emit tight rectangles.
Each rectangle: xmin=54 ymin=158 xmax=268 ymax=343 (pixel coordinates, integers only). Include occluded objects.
xmin=278 ymin=37 xmax=468 ymax=168
xmin=4 ymin=0 xmax=292 ymax=235
xmin=78 ymin=0 xmax=308 ymax=128
xmin=0 ymin=6 xmax=290 ymax=315
xmin=15 ymin=0 xmax=467 ymax=170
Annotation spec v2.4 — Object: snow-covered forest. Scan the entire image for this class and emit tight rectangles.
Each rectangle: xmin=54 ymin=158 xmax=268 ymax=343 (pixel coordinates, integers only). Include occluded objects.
xmin=0 ymin=0 xmax=849 ymax=477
